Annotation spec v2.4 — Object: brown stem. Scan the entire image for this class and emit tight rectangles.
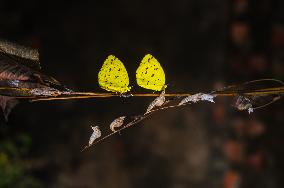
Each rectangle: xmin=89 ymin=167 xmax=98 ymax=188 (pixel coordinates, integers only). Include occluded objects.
xmin=31 ymin=87 xmax=284 ymax=101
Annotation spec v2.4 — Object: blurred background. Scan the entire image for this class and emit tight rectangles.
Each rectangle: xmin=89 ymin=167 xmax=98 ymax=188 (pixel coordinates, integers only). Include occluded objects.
xmin=0 ymin=0 xmax=284 ymax=187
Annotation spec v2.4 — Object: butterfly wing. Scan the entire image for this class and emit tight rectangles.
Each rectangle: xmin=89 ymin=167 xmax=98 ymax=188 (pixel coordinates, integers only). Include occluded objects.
xmin=136 ymin=54 xmax=166 ymax=91
xmin=98 ymin=55 xmax=131 ymax=93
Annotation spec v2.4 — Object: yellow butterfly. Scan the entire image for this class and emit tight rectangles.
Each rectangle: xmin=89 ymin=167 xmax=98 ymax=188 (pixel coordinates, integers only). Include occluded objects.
xmin=136 ymin=54 xmax=166 ymax=91
xmin=98 ymin=55 xmax=131 ymax=93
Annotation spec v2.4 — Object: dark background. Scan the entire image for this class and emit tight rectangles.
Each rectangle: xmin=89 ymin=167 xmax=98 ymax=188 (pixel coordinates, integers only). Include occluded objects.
xmin=0 ymin=0 xmax=284 ymax=187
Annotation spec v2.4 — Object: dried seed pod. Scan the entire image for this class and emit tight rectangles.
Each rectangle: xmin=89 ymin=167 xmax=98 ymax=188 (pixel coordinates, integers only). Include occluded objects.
xmin=234 ymin=96 xmax=253 ymax=111
xmin=89 ymin=126 xmax=101 ymax=146
xmin=110 ymin=116 xmax=126 ymax=132
xmin=178 ymin=93 xmax=215 ymax=106
xmin=145 ymin=90 xmax=166 ymax=114
xmin=200 ymin=93 xmax=215 ymax=103
xmin=179 ymin=93 xmax=202 ymax=105
xmin=234 ymin=95 xmax=254 ymax=114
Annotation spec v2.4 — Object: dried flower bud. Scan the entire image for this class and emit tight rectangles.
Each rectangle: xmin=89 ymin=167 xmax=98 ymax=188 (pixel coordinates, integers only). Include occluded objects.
xmin=89 ymin=126 xmax=101 ymax=146
xmin=145 ymin=90 xmax=166 ymax=114
xmin=110 ymin=116 xmax=126 ymax=132
xmin=179 ymin=93 xmax=215 ymax=106
xmin=234 ymin=96 xmax=252 ymax=110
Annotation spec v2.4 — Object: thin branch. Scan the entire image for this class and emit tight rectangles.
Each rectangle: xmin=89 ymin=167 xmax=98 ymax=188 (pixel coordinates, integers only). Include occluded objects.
xmin=82 ymin=89 xmax=284 ymax=151
xmin=31 ymin=87 xmax=284 ymax=101
xmin=82 ymin=103 xmax=181 ymax=151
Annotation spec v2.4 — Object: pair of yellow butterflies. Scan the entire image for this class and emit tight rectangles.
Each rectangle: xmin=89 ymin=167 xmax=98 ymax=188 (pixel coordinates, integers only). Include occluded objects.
xmin=98 ymin=54 xmax=166 ymax=93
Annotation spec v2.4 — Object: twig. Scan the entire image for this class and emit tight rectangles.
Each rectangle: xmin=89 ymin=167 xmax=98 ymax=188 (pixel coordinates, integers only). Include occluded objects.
xmin=31 ymin=87 xmax=284 ymax=101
